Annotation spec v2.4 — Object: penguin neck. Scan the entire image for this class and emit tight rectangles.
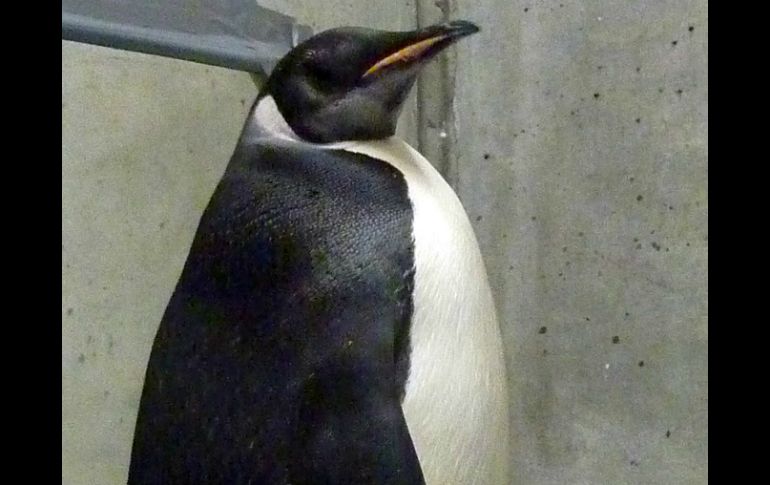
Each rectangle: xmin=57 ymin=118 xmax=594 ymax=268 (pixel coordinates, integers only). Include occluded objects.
xmin=242 ymin=95 xmax=399 ymax=151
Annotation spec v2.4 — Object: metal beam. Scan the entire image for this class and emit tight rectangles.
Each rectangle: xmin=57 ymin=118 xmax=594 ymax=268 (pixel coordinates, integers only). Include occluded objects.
xmin=62 ymin=0 xmax=311 ymax=76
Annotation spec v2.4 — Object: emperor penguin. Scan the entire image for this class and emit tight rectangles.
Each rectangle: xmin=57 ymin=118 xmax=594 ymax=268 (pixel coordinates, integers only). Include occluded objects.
xmin=128 ymin=20 xmax=509 ymax=485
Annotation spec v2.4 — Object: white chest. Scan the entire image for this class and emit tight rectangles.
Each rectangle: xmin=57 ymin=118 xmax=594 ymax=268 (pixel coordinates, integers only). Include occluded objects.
xmin=338 ymin=139 xmax=510 ymax=485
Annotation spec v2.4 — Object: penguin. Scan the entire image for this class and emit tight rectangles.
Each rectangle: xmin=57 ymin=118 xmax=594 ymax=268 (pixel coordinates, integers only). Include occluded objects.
xmin=128 ymin=20 xmax=509 ymax=485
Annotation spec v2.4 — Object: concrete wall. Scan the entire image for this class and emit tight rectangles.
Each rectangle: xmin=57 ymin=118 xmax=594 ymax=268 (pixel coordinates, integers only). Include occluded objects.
xmin=62 ymin=42 xmax=256 ymax=484
xmin=62 ymin=1 xmax=707 ymax=484
xmin=450 ymin=2 xmax=708 ymax=484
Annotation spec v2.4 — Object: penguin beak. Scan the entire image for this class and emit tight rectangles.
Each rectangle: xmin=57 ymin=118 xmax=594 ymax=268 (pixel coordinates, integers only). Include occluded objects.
xmin=361 ymin=20 xmax=480 ymax=79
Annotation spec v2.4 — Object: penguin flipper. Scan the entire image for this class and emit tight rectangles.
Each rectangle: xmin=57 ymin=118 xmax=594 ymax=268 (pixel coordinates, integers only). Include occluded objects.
xmin=129 ymin=142 xmax=424 ymax=484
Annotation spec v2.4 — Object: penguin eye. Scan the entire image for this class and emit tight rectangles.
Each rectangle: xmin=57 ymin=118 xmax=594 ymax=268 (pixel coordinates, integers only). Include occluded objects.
xmin=307 ymin=64 xmax=339 ymax=91
xmin=299 ymin=50 xmax=334 ymax=87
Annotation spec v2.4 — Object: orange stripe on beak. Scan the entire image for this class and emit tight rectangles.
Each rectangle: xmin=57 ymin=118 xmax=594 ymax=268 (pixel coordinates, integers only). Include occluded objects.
xmin=362 ymin=34 xmax=449 ymax=78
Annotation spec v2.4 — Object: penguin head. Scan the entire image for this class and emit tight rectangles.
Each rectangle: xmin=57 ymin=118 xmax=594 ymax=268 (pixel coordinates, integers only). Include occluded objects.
xmin=262 ymin=21 xmax=480 ymax=143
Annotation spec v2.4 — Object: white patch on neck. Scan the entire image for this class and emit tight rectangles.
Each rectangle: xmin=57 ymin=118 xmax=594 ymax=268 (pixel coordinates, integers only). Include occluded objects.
xmin=250 ymin=96 xmax=510 ymax=485
xmin=247 ymin=96 xmax=305 ymax=143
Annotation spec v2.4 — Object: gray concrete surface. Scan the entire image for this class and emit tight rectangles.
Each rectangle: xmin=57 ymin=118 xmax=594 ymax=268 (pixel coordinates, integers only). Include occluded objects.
xmin=62 ymin=42 xmax=257 ymax=484
xmin=62 ymin=1 xmax=707 ymax=484
xmin=450 ymin=2 xmax=707 ymax=484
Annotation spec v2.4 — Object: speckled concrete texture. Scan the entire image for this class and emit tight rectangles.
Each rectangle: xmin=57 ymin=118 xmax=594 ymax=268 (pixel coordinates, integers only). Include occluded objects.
xmin=62 ymin=1 xmax=707 ymax=484
xmin=62 ymin=41 xmax=256 ymax=484
xmin=450 ymin=2 xmax=707 ymax=484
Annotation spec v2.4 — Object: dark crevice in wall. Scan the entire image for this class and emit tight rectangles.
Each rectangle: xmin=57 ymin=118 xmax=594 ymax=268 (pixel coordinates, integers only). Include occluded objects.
xmin=415 ymin=0 xmax=459 ymax=188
